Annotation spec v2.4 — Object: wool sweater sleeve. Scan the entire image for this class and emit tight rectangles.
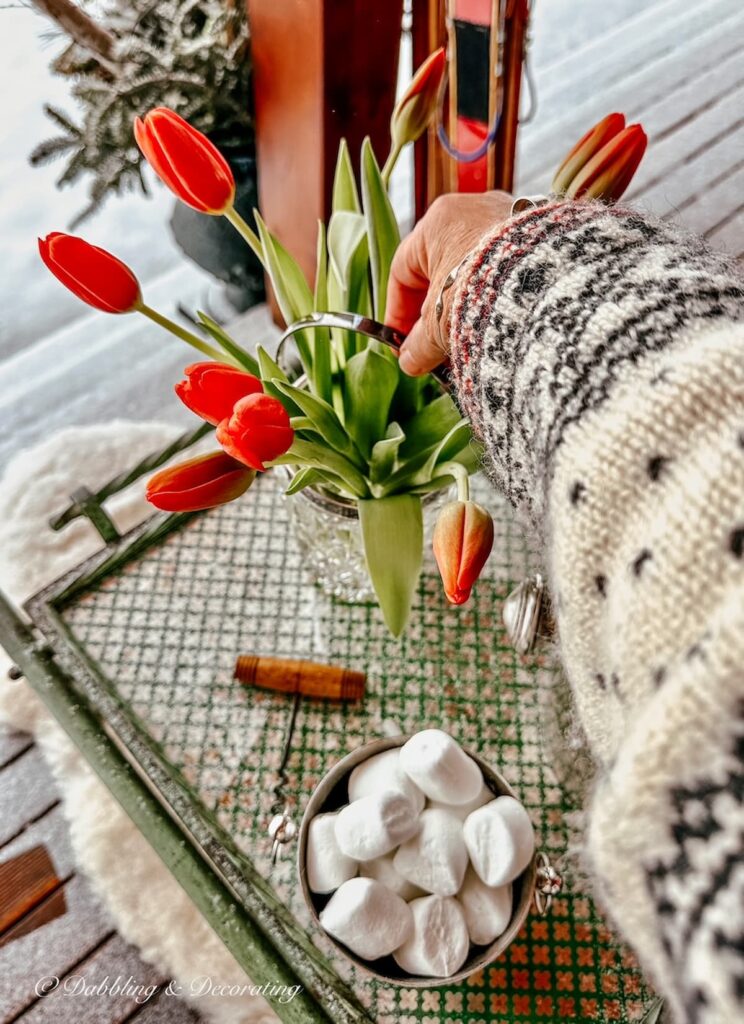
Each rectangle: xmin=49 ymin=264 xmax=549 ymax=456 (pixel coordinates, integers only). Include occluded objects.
xmin=449 ymin=200 xmax=744 ymax=1023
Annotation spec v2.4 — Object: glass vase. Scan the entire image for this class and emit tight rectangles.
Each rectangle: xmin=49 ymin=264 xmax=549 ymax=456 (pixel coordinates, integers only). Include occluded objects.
xmin=282 ymin=475 xmax=449 ymax=604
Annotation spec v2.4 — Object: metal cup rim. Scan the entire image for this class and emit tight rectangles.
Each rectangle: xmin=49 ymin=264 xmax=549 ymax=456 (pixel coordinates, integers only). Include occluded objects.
xmin=297 ymin=734 xmax=537 ymax=987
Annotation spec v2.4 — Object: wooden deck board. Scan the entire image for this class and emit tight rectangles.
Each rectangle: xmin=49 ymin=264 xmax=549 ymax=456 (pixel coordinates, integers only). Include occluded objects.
xmin=0 ymin=737 xmax=204 ymax=1022
xmin=0 ymin=748 xmax=59 ymax=848
xmin=0 ymin=729 xmax=32 ymax=770
xmin=17 ymin=933 xmax=166 ymax=1024
xmin=518 ymin=4 xmax=744 ymax=195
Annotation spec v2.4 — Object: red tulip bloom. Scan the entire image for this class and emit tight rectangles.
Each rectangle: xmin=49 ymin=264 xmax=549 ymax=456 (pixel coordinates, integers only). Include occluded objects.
xmin=566 ymin=123 xmax=647 ymax=202
xmin=175 ymin=362 xmax=263 ymax=426
xmin=391 ymin=47 xmax=446 ymax=149
xmin=38 ymin=233 xmax=141 ymax=313
xmin=146 ymin=451 xmax=255 ymax=512
xmin=216 ymin=393 xmax=294 ymax=471
xmin=433 ymin=500 xmax=494 ymax=606
xmin=134 ymin=107 xmax=235 ymax=214
xmin=551 ymin=113 xmax=625 ymax=195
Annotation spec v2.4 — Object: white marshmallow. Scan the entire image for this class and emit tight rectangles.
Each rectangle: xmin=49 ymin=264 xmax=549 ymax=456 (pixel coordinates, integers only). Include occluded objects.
xmin=348 ymin=748 xmax=425 ymax=813
xmin=393 ymin=895 xmax=469 ymax=978
xmin=359 ymin=853 xmax=426 ymax=901
xmin=464 ymin=795 xmax=535 ymax=886
xmin=306 ymin=811 xmax=357 ymax=894
xmin=400 ymin=729 xmax=482 ymax=804
xmin=393 ymin=808 xmax=468 ymax=897
xmin=458 ymin=866 xmax=513 ymax=945
xmin=334 ymin=790 xmax=420 ymax=860
xmin=320 ymin=877 xmax=412 ymax=960
xmin=428 ymin=781 xmax=494 ymax=821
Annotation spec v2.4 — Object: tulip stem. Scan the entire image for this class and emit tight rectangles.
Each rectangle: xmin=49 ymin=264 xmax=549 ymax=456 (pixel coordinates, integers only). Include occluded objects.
xmin=435 ymin=461 xmax=470 ymax=502
xmin=224 ymin=207 xmax=264 ymax=262
xmin=137 ymin=303 xmax=235 ymax=364
xmin=381 ymin=143 xmax=403 ymax=190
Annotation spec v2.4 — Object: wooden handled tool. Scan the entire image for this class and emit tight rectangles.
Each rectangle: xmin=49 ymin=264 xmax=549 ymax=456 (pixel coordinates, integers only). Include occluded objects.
xmin=234 ymin=655 xmax=365 ymax=702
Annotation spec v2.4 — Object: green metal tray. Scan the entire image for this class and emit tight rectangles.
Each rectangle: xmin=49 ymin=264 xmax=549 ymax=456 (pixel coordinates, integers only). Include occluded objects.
xmin=7 ymin=465 xmax=656 ymax=1024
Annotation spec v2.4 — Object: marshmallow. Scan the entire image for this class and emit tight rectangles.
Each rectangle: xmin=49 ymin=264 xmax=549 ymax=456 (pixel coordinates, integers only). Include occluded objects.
xmin=393 ymin=895 xmax=469 ymax=978
xmin=320 ymin=877 xmax=412 ymax=960
xmin=400 ymin=729 xmax=482 ymax=804
xmin=306 ymin=811 xmax=357 ymax=894
xmin=348 ymin=748 xmax=425 ymax=814
xmin=464 ymin=796 xmax=535 ymax=886
xmin=458 ymin=866 xmax=513 ymax=945
xmin=359 ymin=853 xmax=426 ymax=901
xmin=394 ymin=808 xmax=468 ymax=897
xmin=428 ymin=781 xmax=494 ymax=821
xmin=335 ymin=791 xmax=420 ymax=860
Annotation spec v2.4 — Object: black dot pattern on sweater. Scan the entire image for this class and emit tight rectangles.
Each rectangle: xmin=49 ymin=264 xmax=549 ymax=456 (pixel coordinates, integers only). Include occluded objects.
xmin=731 ymin=527 xmax=744 ymax=559
xmin=647 ymin=455 xmax=671 ymax=481
xmin=570 ymin=481 xmax=586 ymax=505
xmin=595 ymin=673 xmax=606 ymax=690
xmin=633 ymin=549 xmax=653 ymax=576
xmin=653 ymin=667 xmax=667 ymax=688
xmin=595 ymin=574 xmax=607 ymax=597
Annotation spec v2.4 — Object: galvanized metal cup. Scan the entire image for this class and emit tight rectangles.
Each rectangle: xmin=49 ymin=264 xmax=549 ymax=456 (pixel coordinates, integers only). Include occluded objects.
xmin=298 ymin=734 xmax=538 ymax=986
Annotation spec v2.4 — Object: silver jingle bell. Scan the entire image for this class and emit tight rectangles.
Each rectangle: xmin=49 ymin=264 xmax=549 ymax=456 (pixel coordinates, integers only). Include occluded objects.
xmin=268 ymin=808 xmax=298 ymax=863
xmin=502 ymin=572 xmax=547 ymax=655
xmin=534 ymin=851 xmax=563 ymax=916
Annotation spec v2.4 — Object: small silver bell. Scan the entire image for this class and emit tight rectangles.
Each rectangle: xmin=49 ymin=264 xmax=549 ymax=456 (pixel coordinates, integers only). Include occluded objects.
xmin=502 ymin=572 xmax=546 ymax=655
xmin=534 ymin=851 xmax=563 ymax=915
xmin=268 ymin=808 xmax=298 ymax=863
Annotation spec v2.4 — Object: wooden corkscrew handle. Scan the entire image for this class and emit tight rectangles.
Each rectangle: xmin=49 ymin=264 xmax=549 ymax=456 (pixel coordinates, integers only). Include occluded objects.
xmin=234 ymin=655 xmax=365 ymax=702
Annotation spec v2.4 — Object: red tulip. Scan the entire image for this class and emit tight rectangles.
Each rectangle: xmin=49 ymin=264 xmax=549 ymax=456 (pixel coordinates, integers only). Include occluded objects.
xmin=551 ymin=113 xmax=626 ymax=195
xmin=216 ymin=393 xmax=294 ymax=471
xmin=175 ymin=362 xmax=263 ymax=426
xmin=38 ymin=232 xmax=141 ymax=313
xmin=134 ymin=107 xmax=235 ymax=214
xmin=146 ymin=451 xmax=255 ymax=512
xmin=390 ymin=47 xmax=446 ymax=150
xmin=566 ymin=123 xmax=647 ymax=202
xmin=433 ymin=500 xmax=494 ymax=605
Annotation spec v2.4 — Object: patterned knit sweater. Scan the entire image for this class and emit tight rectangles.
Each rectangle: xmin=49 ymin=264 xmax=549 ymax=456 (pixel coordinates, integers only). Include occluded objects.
xmin=448 ymin=200 xmax=744 ymax=1023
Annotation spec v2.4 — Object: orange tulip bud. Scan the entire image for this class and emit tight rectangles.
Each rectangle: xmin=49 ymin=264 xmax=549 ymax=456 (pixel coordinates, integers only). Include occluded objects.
xmin=390 ymin=47 xmax=446 ymax=150
xmin=134 ymin=107 xmax=235 ymax=214
xmin=216 ymin=393 xmax=294 ymax=472
xmin=433 ymin=500 xmax=494 ymax=606
xmin=551 ymin=112 xmax=626 ymax=196
xmin=146 ymin=451 xmax=255 ymax=512
xmin=38 ymin=233 xmax=141 ymax=313
xmin=566 ymin=123 xmax=647 ymax=202
xmin=175 ymin=362 xmax=263 ymax=426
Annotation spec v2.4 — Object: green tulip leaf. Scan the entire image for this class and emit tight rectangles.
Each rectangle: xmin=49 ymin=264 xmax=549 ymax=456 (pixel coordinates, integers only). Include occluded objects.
xmin=269 ymin=439 xmax=369 ymax=499
xmin=360 ymin=137 xmax=401 ymax=320
xmin=285 ymin=466 xmax=350 ymax=497
xmin=358 ymin=494 xmax=423 ymax=636
xmin=369 ymin=423 xmax=405 ymax=484
xmin=343 ymin=347 xmax=399 ymax=457
xmin=255 ymin=345 xmax=302 ymax=414
xmin=399 ymin=393 xmax=463 ymax=459
xmin=332 ymin=139 xmax=361 ymax=214
xmin=273 ymin=380 xmax=363 ymax=467
xmin=381 ymin=420 xmax=474 ymax=494
xmin=311 ymin=221 xmax=333 ymax=403
xmin=254 ymin=212 xmax=314 ymax=377
xmin=196 ymin=312 xmax=260 ymax=375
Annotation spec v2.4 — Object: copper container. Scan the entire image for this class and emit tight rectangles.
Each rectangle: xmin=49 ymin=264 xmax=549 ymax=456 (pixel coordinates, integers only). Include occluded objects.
xmin=297 ymin=734 xmax=538 ymax=987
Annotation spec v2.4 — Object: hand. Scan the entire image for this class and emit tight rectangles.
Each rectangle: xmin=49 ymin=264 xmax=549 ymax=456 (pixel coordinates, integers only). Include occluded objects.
xmin=385 ymin=191 xmax=514 ymax=375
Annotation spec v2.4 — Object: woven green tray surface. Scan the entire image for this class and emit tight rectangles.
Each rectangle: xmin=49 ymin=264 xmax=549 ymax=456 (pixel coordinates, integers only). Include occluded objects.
xmin=60 ymin=474 xmax=652 ymax=1023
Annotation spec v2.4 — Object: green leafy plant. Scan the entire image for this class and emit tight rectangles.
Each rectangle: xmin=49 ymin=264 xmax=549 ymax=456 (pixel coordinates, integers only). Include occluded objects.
xmin=252 ymin=136 xmax=480 ymax=635
xmin=29 ymin=0 xmax=252 ymax=223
